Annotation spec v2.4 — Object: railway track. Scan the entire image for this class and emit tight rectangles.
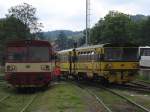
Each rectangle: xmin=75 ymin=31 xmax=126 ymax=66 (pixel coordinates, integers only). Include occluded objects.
xmin=138 ymin=80 xmax=150 ymax=85
xmin=0 ymin=94 xmax=11 ymax=102
xmin=0 ymin=92 xmax=39 ymax=112
xmin=132 ymin=81 xmax=150 ymax=88
xmin=112 ymin=83 xmax=150 ymax=93
xmin=19 ymin=94 xmax=38 ymax=112
xmin=73 ymin=81 xmax=113 ymax=112
xmin=101 ymin=86 xmax=150 ymax=112
xmin=73 ymin=81 xmax=150 ymax=112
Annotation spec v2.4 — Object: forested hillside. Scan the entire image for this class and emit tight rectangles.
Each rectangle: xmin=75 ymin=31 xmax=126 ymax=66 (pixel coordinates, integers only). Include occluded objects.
xmin=48 ymin=12 xmax=150 ymax=50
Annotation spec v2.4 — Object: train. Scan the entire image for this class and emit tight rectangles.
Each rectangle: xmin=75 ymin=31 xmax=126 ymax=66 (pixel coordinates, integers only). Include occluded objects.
xmin=57 ymin=43 xmax=139 ymax=84
xmin=4 ymin=41 xmax=140 ymax=87
xmin=139 ymin=46 xmax=150 ymax=79
xmin=5 ymin=40 xmax=55 ymax=88
xmin=139 ymin=46 xmax=150 ymax=69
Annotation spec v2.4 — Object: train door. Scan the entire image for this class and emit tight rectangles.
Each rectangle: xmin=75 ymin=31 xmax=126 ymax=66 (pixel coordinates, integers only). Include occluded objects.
xmin=68 ymin=51 xmax=72 ymax=75
xmin=72 ymin=49 xmax=77 ymax=75
xmin=99 ymin=48 xmax=104 ymax=76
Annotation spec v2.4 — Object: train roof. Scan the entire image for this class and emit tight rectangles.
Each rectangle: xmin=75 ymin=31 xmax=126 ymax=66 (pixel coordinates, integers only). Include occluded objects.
xmin=57 ymin=48 xmax=73 ymax=54
xmin=139 ymin=46 xmax=150 ymax=48
xmin=7 ymin=40 xmax=51 ymax=47
xmin=58 ymin=43 xmax=139 ymax=54
xmin=76 ymin=43 xmax=138 ymax=50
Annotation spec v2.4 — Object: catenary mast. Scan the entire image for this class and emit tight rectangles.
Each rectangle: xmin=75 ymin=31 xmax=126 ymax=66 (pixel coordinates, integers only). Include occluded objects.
xmin=86 ymin=0 xmax=90 ymax=46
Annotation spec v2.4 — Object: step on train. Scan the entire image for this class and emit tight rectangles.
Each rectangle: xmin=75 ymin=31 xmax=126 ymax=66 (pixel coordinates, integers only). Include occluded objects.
xmin=57 ymin=43 xmax=140 ymax=84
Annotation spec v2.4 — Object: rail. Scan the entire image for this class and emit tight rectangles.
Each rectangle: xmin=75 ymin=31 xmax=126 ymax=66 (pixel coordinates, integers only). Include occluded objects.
xmin=101 ymin=86 xmax=150 ymax=112
xmin=19 ymin=94 xmax=38 ymax=112
xmin=0 ymin=94 xmax=10 ymax=102
xmin=73 ymin=81 xmax=113 ymax=112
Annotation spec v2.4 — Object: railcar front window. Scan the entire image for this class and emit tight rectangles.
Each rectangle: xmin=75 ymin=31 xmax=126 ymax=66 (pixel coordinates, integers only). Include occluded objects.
xmin=29 ymin=47 xmax=49 ymax=61
xmin=7 ymin=47 xmax=27 ymax=61
xmin=104 ymin=48 xmax=122 ymax=61
xmin=104 ymin=47 xmax=138 ymax=61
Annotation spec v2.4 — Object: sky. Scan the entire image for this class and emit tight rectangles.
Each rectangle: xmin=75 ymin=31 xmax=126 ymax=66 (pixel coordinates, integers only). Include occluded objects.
xmin=0 ymin=0 xmax=150 ymax=31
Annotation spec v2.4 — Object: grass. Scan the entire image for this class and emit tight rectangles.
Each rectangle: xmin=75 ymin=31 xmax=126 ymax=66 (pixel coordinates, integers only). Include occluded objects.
xmin=0 ymin=81 xmax=149 ymax=112
xmin=89 ymin=87 xmax=144 ymax=112
xmin=137 ymin=72 xmax=150 ymax=83
xmin=0 ymin=82 xmax=35 ymax=112
xmin=0 ymin=83 xmax=88 ymax=112
xmin=0 ymin=68 xmax=4 ymax=78
xmin=136 ymin=75 xmax=150 ymax=83
xmin=113 ymin=89 xmax=150 ymax=110
xmin=26 ymin=83 xmax=87 ymax=112
xmin=0 ymin=94 xmax=35 ymax=112
xmin=0 ymin=81 xmax=104 ymax=112
xmin=0 ymin=84 xmax=9 ymax=96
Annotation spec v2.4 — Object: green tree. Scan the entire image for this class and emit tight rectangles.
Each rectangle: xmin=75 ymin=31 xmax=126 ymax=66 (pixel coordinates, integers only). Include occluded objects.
xmin=102 ymin=11 xmax=132 ymax=43
xmin=90 ymin=19 xmax=105 ymax=44
xmin=138 ymin=17 xmax=150 ymax=45
xmin=0 ymin=16 xmax=31 ymax=64
xmin=90 ymin=11 xmax=136 ymax=44
xmin=67 ymin=38 xmax=75 ymax=49
xmin=0 ymin=16 xmax=30 ymax=48
xmin=77 ymin=30 xmax=86 ymax=46
xmin=6 ymin=3 xmax=43 ymax=34
xmin=55 ymin=31 xmax=68 ymax=50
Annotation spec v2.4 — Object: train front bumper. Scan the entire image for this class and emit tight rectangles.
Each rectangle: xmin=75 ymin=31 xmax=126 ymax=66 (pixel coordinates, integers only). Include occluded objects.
xmin=5 ymin=72 xmax=52 ymax=87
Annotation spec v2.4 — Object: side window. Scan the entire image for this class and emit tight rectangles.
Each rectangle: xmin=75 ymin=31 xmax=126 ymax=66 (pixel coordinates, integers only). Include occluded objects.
xmin=91 ymin=52 xmax=95 ymax=60
xmin=100 ymin=54 xmax=104 ymax=60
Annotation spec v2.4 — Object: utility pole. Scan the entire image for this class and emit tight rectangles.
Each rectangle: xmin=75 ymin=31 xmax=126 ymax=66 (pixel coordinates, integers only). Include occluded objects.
xmin=86 ymin=0 xmax=90 ymax=46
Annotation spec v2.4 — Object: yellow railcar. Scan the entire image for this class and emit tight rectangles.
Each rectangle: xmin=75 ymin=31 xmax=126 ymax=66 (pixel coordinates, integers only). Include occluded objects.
xmin=58 ymin=43 xmax=139 ymax=84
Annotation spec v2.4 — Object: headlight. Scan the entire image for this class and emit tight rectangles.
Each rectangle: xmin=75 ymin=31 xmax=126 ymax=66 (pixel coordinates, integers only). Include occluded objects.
xmin=41 ymin=65 xmax=50 ymax=71
xmin=7 ymin=65 xmax=16 ymax=71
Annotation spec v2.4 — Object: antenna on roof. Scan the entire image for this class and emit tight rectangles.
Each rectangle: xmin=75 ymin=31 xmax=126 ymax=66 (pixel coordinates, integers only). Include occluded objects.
xmin=86 ymin=0 xmax=91 ymax=46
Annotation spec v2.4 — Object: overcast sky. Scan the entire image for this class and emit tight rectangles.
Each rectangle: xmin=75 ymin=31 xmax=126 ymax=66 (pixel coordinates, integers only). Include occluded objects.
xmin=0 ymin=0 xmax=150 ymax=31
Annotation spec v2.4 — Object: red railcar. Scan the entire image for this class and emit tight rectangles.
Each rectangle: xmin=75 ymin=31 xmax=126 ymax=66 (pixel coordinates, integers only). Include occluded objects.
xmin=5 ymin=40 xmax=55 ymax=88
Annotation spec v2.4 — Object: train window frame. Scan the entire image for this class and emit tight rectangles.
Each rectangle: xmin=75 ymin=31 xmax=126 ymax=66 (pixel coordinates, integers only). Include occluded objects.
xmin=104 ymin=47 xmax=139 ymax=61
xmin=7 ymin=47 xmax=28 ymax=61
xmin=104 ymin=47 xmax=123 ymax=61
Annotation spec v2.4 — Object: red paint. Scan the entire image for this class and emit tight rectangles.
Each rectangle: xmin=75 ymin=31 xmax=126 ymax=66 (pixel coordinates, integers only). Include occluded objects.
xmin=5 ymin=72 xmax=51 ymax=86
xmin=7 ymin=40 xmax=52 ymax=47
xmin=5 ymin=40 xmax=55 ymax=87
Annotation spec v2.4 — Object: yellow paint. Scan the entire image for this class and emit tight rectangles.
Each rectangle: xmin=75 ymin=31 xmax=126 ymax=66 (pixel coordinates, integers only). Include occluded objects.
xmin=100 ymin=62 xmax=139 ymax=70
xmin=59 ymin=61 xmax=138 ymax=83
xmin=58 ymin=44 xmax=139 ymax=84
